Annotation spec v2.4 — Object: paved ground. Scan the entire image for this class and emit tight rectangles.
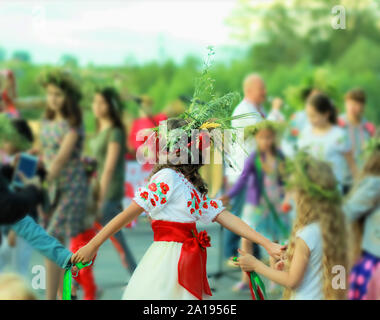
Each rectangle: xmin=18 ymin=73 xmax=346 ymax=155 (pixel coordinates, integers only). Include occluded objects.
xmin=16 ymin=217 xmax=281 ymax=300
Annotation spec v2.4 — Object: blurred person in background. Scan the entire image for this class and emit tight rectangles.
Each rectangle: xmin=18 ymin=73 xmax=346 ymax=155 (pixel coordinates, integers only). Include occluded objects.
xmin=223 ymin=73 xmax=267 ymax=264
xmin=90 ymin=87 xmax=137 ymax=276
xmin=220 ymin=121 xmax=290 ymax=294
xmin=297 ymin=93 xmax=356 ymax=192
xmin=343 ymin=132 xmax=380 ymax=300
xmin=0 ymin=116 xmax=74 ymax=284
xmin=38 ymin=70 xmax=88 ymax=299
xmin=338 ymin=89 xmax=376 ymax=193
xmin=128 ymin=95 xmax=167 ymax=163
xmin=0 ymin=70 xmax=19 ymax=118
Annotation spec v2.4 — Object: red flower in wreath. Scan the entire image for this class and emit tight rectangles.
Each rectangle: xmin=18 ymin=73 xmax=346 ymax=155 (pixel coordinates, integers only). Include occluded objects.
xmin=202 ymin=202 xmax=208 ymax=209
xmin=148 ymin=183 xmax=157 ymax=192
xmin=150 ymin=199 xmax=156 ymax=207
xmin=197 ymin=230 xmax=211 ymax=249
xmin=154 ymin=194 xmax=159 ymax=201
xmin=160 ymin=182 xmax=170 ymax=194
xmin=210 ymin=200 xmax=218 ymax=209
xmin=161 ymin=197 xmax=167 ymax=204
xmin=140 ymin=191 xmax=149 ymax=200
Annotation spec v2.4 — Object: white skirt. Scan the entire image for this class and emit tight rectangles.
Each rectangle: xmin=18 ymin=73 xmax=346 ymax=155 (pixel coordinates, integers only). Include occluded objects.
xmin=122 ymin=241 xmax=211 ymax=300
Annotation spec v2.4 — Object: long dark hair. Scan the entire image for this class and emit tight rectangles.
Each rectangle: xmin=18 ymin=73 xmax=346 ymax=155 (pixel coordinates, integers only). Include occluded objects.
xmin=307 ymin=93 xmax=337 ymax=125
xmin=148 ymin=118 xmax=208 ymax=195
xmin=95 ymin=87 xmax=126 ymax=135
xmin=41 ymin=70 xmax=83 ymax=128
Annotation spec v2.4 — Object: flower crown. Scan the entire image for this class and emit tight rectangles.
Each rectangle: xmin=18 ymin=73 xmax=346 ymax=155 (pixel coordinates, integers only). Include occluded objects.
xmin=244 ymin=120 xmax=286 ymax=139
xmin=150 ymin=47 xmax=258 ymax=168
xmin=284 ymin=151 xmax=342 ymax=202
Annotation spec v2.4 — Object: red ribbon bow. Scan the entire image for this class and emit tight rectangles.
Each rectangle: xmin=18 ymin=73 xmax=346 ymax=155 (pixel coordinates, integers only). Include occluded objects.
xmin=151 ymin=220 xmax=212 ymax=300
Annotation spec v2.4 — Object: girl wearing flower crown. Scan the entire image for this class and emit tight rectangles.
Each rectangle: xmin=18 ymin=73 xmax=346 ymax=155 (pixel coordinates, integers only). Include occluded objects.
xmin=233 ymin=152 xmax=348 ymax=300
xmin=343 ymin=132 xmax=380 ymax=300
xmin=219 ymin=120 xmax=291 ymax=293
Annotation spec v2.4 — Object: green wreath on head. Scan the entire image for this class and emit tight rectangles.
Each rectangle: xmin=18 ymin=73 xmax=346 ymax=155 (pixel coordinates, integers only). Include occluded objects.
xmin=150 ymin=47 xmax=258 ymax=168
xmin=283 ymin=151 xmax=342 ymax=203
xmin=38 ymin=68 xmax=82 ymax=101
xmin=0 ymin=114 xmax=32 ymax=151
xmin=244 ymin=120 xmax=286 ymax=139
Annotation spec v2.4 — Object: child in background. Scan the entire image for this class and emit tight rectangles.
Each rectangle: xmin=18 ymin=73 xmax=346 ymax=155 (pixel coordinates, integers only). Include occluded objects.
xmin=298 ymin=93 xmax=356 ymax=191
xmin=219 ymin=120 xmax=290 ymax=293
xmin=343 ymin=132 xmax=380 ymax=300
xmin=338 ymin=89 xmax=376 ymax=192
xmin=0 ymin=115 xmax=75 ymax=276
xmin=233 ymin=152 xmax=348 ymax=300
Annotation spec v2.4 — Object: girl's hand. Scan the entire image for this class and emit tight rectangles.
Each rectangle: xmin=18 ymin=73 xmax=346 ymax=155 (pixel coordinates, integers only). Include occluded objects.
xmin=264 ymin=241 xmax=287 ymax=260
xmin=71 ymin=243 xmax=97 ymax=265
xmin=218 ymin=195 xmax=230 ymax=207
xmin=232 ymin=248 xmax=260 ymax=272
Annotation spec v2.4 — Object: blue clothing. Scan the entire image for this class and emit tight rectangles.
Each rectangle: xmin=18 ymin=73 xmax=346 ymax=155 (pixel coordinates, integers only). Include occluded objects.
xmin=343 ymin=176 xmax=380 ymax=258
xmin=11 ymin=216 xmax=72 ymax=269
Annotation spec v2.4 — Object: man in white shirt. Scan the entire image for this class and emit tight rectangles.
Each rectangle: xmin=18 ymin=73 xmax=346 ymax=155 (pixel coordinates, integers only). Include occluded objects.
xmin=226 ymin=73 xmax=267 ymax=183
xmin=223 ymin=74 xmax=266 ymax=268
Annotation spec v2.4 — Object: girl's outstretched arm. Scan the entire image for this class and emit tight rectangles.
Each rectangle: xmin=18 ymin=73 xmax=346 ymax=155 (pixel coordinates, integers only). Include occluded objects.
xmin=72 ymin=201 xmax=144 ymax=264
xmin=234 ymin=237 xmax=309 ymax=290
xmin=214 ymin=210 xmax=286 ymax=260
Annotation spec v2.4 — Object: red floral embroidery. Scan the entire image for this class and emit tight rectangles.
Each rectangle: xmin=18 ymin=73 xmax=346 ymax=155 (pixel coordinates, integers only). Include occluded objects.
xmin=150 ymin=199 xmax=156 ymax=207
xmin=203 ymin=202 xmax=208 ymax=209
xmin=154 ymin=194 xmax=159 ymax=201
xmin=195 ymin=202 xmax=199 ymax=210
xmin=210 ymin=200 xmax=218 ymax=209
xmin=140 ymin=191 xmax=149 ymax=200
xmin=161 ymin=198 xmax=167 ymax=204
xmin=187 ymin=201 xmax=192 ymax=207
xmin=160 ymin=182 xmax=170 ymax=194
xmin=193 ymin=190 xmax=201 ymax=203
xmin=203 ymin=195 xmax=207 ymax=201
xmin=190 ymin=208 xmax=195 ymax=214
xmin=148 ymin=183 xmax=157 ymax=192
xmin=198 ymin=210 xmax=202 ymax=216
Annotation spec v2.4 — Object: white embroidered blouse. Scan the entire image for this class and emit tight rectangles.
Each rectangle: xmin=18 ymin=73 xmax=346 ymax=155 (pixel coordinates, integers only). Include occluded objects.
xmin=133 ymin=168 xmax=225 ymax=224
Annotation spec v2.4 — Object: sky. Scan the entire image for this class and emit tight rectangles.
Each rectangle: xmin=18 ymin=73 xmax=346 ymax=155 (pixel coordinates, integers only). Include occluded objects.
xmin=0 ymin=0 xmax=244 ymax=66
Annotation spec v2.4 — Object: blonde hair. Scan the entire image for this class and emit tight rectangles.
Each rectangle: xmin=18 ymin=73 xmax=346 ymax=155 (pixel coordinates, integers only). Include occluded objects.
xmin=283 ymin=160 xmax=348 ymax=300
xmin=0 ymin=273 xmax=37 ymax=300
xmin=346 ymin=132 xmax=380 ymax=268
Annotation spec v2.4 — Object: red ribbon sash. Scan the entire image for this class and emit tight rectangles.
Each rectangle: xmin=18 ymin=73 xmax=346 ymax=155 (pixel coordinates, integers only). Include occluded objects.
xmin=151 ymin=220 xmax=212 ymax=300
